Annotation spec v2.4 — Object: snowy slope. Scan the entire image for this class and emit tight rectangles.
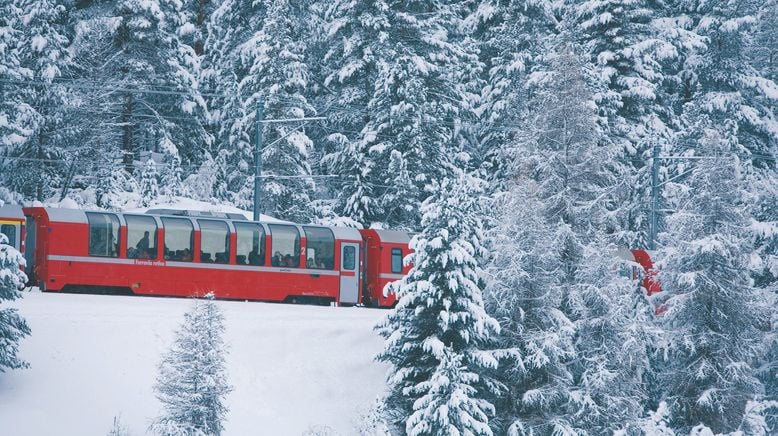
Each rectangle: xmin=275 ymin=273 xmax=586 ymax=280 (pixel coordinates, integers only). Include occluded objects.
xmin=0 ymin=292 xmax=388 ymax=435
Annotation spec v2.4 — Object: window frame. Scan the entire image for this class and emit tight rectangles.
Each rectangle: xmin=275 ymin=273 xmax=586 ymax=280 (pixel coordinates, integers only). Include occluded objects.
xmin=125 ymin=214 xmax=158 ymax=260
xmin=234 ymin=221 xmax=266 ymax=266
xmin=197 ymin=219 xmax=230 ymax=264
xmin=268 ymin=224 xmax=301 ymax=268
xmin=0 ymin=223 xmax=17 ymax=248
xmin=343 ymin=245 xmax=356 ymax=271
xmin=161 ymin=217 xmax=195 ymax=262
xmin=86 ymin=212 xmax=121 ymax=258
xmin=391 ymin=248 xmax=403 ymax=273
xmin=303 ymin=226 xmax=335 ymax=270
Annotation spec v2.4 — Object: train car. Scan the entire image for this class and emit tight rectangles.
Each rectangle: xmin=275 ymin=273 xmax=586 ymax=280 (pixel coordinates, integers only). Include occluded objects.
xmin=617 ymin=247 xmax=662 ymax=295
xmin=359 ymin=229 xmax=412 ymax=307
xmin=0 ymin=204 xmax=25 ymax=253
xmin=24 ymin=207 xmax=368 ymax=305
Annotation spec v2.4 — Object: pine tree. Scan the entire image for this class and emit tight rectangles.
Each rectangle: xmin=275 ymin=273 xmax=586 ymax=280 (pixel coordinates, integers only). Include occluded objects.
xmin=0 ymin=228 xmax=31 ymax=373
xmin=160 ymin=145 xmax=185 ymax=201
xmin=234 ymin=0 xmax=317 ymax=222
xmin=376 ymin=169 xmax=499 ymax=434
xmin=322 ymin=0 xmax=473 ymax=229
xmin=675 ymin=0 xmax=778 ymax=170
xmin=659 ymin=118 xmax=770 ymax=433
xmin=485 ymin=180 xmax=578 ymax=435
xmin=151 ymin=297 xmax=232 ymax=436
xmin=139 ymin=159 xmax=160 ymax=208
xmin=3 ymin=0 xmax=70 ymax=201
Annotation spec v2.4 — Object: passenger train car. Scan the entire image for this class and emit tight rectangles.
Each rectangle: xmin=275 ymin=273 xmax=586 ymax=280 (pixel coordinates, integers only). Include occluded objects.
xmin=1 ymin=205 xmax=660 ymax=307
xmin=0 ymin=204 xmax=25 ymax=254
xmin=20 ymin=207 xmax=410 ymax=307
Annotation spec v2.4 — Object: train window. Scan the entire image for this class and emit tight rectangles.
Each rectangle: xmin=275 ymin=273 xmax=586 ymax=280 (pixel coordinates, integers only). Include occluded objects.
xmin=125 ymin=215 xmax=157 ymax=259
xmin=391 ymin=248 xmax=403 ymax=273
xmin=86 ymin=212 xmax=120 ymax=258
xmin=198 ymin=220 xmax=230 ymax=264
xmin=235 ymin=222 xmax=265 ymax=266
xmin=343 ymin=246 xmax=356 ymax=270
xmin=303 ymin=227 xmax=334 ymax=270
xmin=162 ymin=218 xmax=194 ymax=262
xmin=268 ymin=224 xmax=300 ymax=267
xmin=0 ymin=224 xmax=16 ymax=248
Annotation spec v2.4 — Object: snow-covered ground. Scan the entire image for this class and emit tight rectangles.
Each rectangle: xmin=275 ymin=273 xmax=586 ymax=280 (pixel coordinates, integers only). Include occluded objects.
xmin=0 ymin=291 xmax=388 ymax=435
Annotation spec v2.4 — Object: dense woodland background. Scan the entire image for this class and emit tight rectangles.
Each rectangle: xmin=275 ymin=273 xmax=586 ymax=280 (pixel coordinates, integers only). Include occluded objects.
xmin=1 ymin=0 xmax=777 ymax=434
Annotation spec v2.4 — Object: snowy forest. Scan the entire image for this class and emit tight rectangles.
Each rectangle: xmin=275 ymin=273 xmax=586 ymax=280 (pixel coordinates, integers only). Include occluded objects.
xmin=1 ymin=0 xmax=777 ymax=434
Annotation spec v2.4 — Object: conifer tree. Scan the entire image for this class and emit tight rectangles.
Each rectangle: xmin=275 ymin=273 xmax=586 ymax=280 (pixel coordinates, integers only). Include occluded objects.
xmin=0 ymin=228 xmax=30 ymax=373
xmin=151 ymin=297 xmax=232 ymax=436
xmin=376 ymin=169 xmax=499 ymax=434
xmin=322 ymin=0 xmax=474 ymax=229
xmin=485 ymin=180 xmax=578 ymax=435
xmin=139 ymin=159 xmax=160 ymax=208
xmin=659 ymin=118 xmax=770 ymax=433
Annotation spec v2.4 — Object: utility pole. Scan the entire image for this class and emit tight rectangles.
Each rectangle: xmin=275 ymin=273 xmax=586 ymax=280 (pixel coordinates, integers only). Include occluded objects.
xmin=649 ymin=143 xmax=661 ymax=250
xmin=253 ymin=98 xmax=264 ymax=222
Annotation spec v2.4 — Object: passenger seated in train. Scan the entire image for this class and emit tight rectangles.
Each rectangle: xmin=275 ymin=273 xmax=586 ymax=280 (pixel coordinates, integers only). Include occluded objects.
xmin=248 ymin=247 xmax=262 ymax=266
xmin=135 ymin=231 xmax=152 ymax=259
xmin=272 ymin=251 xmax=282 ymax=266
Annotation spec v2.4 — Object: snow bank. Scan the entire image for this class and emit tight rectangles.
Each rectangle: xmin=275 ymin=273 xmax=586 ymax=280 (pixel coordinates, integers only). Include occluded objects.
xmin=0 ymin=292 xmax=388 ymax=435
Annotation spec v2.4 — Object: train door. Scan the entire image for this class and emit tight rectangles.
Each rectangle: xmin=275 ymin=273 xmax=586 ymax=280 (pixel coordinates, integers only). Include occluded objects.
xmin=24 ymin=216 xmax=36 ymax=278
xmin=339 ymin=243 xmax=360 ymax=305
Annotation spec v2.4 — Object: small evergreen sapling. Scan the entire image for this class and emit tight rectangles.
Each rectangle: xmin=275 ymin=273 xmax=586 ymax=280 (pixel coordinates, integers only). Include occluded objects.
xmin=0 ymin=230 xmax=31 ymax=373
xmin=151 ymin=296 xmax=232 ymax=436
xmin=376 ymin=170 xmax=499 ymax=435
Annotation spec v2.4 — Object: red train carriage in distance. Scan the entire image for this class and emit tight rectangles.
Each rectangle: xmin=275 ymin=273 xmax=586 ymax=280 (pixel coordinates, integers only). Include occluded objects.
xmin=0 ymin=204 xmax=25 ymax=254
xmin=21 ymin=206 xmax=411 ymax=307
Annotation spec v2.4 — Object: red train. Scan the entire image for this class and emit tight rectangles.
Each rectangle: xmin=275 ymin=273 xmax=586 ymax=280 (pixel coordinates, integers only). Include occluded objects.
xmin=0 ymin=205 xmax=661 ymax=307
xmin=16 ymin=207 xmax=410 ymax=307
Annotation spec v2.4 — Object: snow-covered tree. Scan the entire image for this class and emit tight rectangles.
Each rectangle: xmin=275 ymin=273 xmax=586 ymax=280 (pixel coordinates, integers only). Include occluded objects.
xmin=0 ymin=230 xmax=30 ymax=373
xmin=160 ymin=142 xmax=186 ymax=201
xmin=139 ymin=159 xmax=160 ymax=207
xmin=466 ymin=0 xmax=556 ymax=191
xmin=485 ymin=180 xmax=578 ymax=435
xmin=674 ymin=0 xmax=778 ymax=170
xmin=322 ymin=0 xmax=474 ymax=229
xmin=659 ymin=121 xmax=770 ymax=433
xmin=151 ymin=297 xmax=232 ymax=436
xmin=376 ymin=170 xmax=499 ymax=434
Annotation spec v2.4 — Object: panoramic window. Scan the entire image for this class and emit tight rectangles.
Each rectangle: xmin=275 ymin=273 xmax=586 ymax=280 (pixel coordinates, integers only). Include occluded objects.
xmin=0 ymin=224 xmax=16 ymax=248
xmin=162 ymin=218 xmax=194 ymax=262
xmin=125 ymin=215 xmax=157 ymax=259
xmin=391 ymin=248 xmax=403 ymax=273
xmin=235 ymin=222 xmax=265 ymax=266
xmin=303 ymin=227 xmax=334 ymax=270
xmin=343 ymin=245 xmax=356 ymax=271
xmin=86 ymin=212 xmax=120 ymax=257
xmin=198 ymin=220 xmax=230 ymax=264
xmin=269 ymin=224 xmax=300 ymax=267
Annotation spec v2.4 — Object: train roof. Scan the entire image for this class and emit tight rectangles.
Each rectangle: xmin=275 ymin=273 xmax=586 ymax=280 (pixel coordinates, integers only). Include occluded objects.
xmin=26 ymin=207 xmax=365 ymax=240
xmin=0 ymin=204 xmax=24 ymax=220
xmin=369 ymin=229 xmax=412 ymax=244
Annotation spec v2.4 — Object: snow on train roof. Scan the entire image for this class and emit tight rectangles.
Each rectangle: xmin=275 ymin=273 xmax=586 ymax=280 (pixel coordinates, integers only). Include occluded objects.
xmin=372 ymin=229 xmax=412 ymax=244
xmin=127 ymin=198 xmax=289 ymax=223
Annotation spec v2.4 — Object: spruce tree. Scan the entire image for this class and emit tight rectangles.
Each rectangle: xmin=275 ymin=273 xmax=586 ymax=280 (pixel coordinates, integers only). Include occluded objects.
xmin=151 ymin=297 xmax=232 ymax=436
xmin=659 ymin=119 xmax=770 ymax=433
xmin=322 ymin=0 xmax=473 ymax=229
xmin=0 ymin=228 xmax=30 ymax=373
xmin=376 ymin=169 xmax=499 ymax=434
xmin=139 ymin=159 xmax=160 ymax=208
